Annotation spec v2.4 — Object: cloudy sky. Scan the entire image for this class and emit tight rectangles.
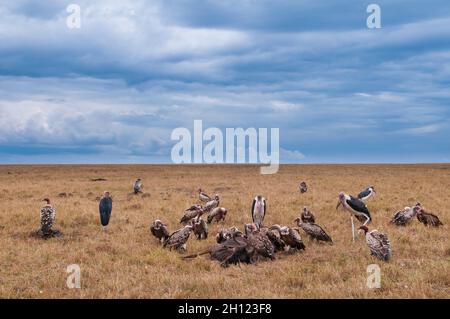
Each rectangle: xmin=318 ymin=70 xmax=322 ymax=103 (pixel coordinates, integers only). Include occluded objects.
xmin=0 ymin=0 xmax=449 ymax=164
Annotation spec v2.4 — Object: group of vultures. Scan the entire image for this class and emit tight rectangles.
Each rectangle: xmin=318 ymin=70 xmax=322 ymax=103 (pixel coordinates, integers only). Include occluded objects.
xmin=38 ymin=179 xmax=443 ymax=268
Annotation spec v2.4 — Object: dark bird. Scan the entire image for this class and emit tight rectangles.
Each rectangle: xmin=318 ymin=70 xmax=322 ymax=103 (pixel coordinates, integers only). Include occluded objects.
xmin=99 ymin=191 xmax=112 ymax=230
xmin=299 ymin=181 xmax=308 ymax=194
xmin=336 ymin=191 xmax=372 ymax=242
xmin=40 ymin=198 xmax=56 ymax=237
xmin=251 ymin=195 xmax=266 ymax=228
xmin=207 ymin=207 xmax=227 ymax=224
xmin=358 ymin=186 xmax=376 ymax=201
xmin=244 ymin=223 xmax=276 ymax=260
xmin=294 ymin=218 xmax=332 ymax=243
xmin=261 ymin=226 xmax=286 ymax=252
xmin=150 ymin=219 xmax=170 ymax=243
xmin=390 ymin=205 xmax=420 ymax=226
xmin=192 ymin=215 xmax=208 ymax=240
xmin=198 ymin=188 xmax=211 ymax=203
xmin=216 ymin=227 xmax=242 ymax=243
xmin=203 ymin=195 xmax=220 ymax=213
xmin=182 ymin=236 xmax=255 ymax=267
xmin=133 ymin=178 xmax=143 ymax=194
xmin=163 ymin=224 xmax=193 ymax=251
xmin=359 ymin=225 xmax=391 ymax=261
xmin=269 ymin=224 xmax=305 ymax=251
xmin=416 ymin=207 xmax=443 ymax=227
xmin=180 ymin=204 xmax=203 ymax=225
xmin=300 ymin=206 xmax=315 ymax=224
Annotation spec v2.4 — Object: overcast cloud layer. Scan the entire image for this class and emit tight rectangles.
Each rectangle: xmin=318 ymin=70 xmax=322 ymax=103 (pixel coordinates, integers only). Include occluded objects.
xmin=0 ymin=0 xmax=449 ymax=163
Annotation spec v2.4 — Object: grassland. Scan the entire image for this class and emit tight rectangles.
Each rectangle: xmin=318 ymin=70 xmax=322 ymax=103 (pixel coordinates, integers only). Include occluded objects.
xmin=0 ymin=164 xmax=448 ymax=298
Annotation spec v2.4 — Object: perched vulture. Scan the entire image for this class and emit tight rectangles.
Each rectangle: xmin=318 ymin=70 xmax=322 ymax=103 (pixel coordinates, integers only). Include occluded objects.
xmin=133 ymin=178 xmax=143 ymax=194
xmin=269 ymin=224 xmax=305 ymax=251
xmin=207 ymin=207 xmax=227 ymax=224
xmin=299 ymin=181 xmax=308 ymax=194
xmin=150 ymin=219 xmax=170 ymax=243
xmin=198 ymin=188 xmax=211 ymax=203
xmin=40 ymin=198 xmax=56 ymax=236
xmin=203 ymin=195 xmax=220 ymax=213
xmin=390 ymin=206 xmax=419 ymax=226
xmin=99 ymin=191 xmax=112 ymax=228
xmin=294 ymin=218 xmax=332 ymax=243
xmin=301 ymin=206 xmax=316 ymax=224
xmin=251 ymin=195 xmax=266 ymax=228
xmin=357 ymin=186 xmax=376 ymax=201
xmin=216 ymin=227 xmax=242 ymax=243
xmin=416 ymin=208 xmax=443 ymax=227
xmin=192 ymin=216 xmax=208 ymax=240
xmin=182 ymin=236 xmax=255 ymax=267
xmin=359 ymin=225 xmax=391 ymax=261
xmin=180 ymin=205 xmax=203 ymax=225
xmin=163 ymin=225 xmax=193 ymax=251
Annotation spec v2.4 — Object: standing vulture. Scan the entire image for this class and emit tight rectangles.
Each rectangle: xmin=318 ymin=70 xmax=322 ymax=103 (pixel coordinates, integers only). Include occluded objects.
xmin=40 ymin=198 xmax=57 ymax=237
xmin=294 ymin=218 xmax=332 ymax=243
xmin=390 ymin=205 xmax=420 ymax=226
xmin=163 ymin=224 xmax=193 ymax=251
xmin=133 ymin=178 xmax=143 ymax=194
xmin=269 ymin=224 xmax=305 ymax=251
xmin=203 ymin=195 xmax=220 ymax=213
xmin=299 ymin=181 xmax=308 ymax=194
xmin=192 ymin=215 xmax=208 ymax=240
xmin=198 ymin=189 xmax=211 ymax=203
xmin=359 ymin=225 xmax=391 ymax=261
xmin=207 ymin=207 xmax=227 ymax=224
xmin=244 ymin=223 xmax=275 ymax=261
xmin=150 ymin=219 xmax=170 ymax=243
xmin=251 ymin=195 xmax=266 ymax=228
xmin=300 ymin=206 xmax=315 ymax=224
xmin=99 ymin=191 xmax=112 ymax=230
xmin=416 ymin=207 xmax=443 ymax=227
xmin=180 ymin=205 xmax=203 ymax=225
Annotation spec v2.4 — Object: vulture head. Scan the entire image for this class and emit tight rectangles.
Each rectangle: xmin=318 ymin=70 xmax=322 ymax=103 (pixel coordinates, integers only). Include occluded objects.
xmin=214 ymin=194 xmax=220 ymax=201
xmin=43 ymin=198 xmax=51 ymax=205
xmin=245 ymin=223 xmax=259 ymax=236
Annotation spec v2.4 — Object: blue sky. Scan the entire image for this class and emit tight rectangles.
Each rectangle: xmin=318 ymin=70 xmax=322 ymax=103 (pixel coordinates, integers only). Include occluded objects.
xmin=0 ymin=0 xmax=449 ymax=164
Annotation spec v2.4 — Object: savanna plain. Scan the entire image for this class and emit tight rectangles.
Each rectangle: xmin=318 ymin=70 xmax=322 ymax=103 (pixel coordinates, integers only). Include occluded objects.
xmin=0 ymin=164 xmax=448 ymax=298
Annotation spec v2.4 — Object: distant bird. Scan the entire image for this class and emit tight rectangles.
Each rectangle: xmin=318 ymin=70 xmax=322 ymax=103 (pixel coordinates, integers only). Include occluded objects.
xmin=133 ymin=178 xmax=143 ymax=194
xmin=299 ymin=181 xmax=308 ymax=194
xmin=358 ymin=186 xmax=376 ymax=201
xmin=207 ymin=207 xmax=227 ymax=224
xmin=300 ymin=206 xmax=315 ymax=224
xmin=336 ymin=192 xmax=371 ymax=242
xmin=294 ymin=218 xmax=332 ymax=243
xmin=192 ymin=215 xmax=208 ymax=240
xmin=216 ymin=227 xmax=242 ymax=243
xmin=198 ymin=188 xmax=211 ymax=203
xmin=390 ymin=205 xmax=420 ymax=226
xmin=244 ymin=223 xmax=275 ymax=260
xmin=269 ymin=224 xmax=305 ymax=251
xmin=416 ymin=207 xmax=443 ymax=227
xmin=203 ymin=195 xmax=220 ymax=213
xmin=182 ymin=236 xmax=254 ymax=267
xmin=150 ymin=219 xmax=170 ymax=243
xmin=251 ymin=195 xmax=266 ymax=228
xmin=163 ymin=224 xmax=193 ymax=251
xmin=359 ymin=225 xmax=391 ymax=261
xmin=180 ymin=204 xmax=203 ymax=225
xmin=40 ymin=198 xmax=56 ymax=237
xmin=99 ymin=191 xmax=112 ymax=230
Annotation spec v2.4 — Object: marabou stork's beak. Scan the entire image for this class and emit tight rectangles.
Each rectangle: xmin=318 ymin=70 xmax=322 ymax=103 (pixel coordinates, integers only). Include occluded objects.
xmin=336 ymin=201 xmax=342 ymax=210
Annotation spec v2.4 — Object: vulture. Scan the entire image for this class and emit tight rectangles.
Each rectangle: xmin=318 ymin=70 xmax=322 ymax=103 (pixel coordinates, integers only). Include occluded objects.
xmin=299 ymin=181 xmax=308 ymax=194
xmin=99 ymin=191 xmax=112 ymax=230
xmin=207 ymin=207 xmax=227 ymax=224
xmin=251 ymin=195 xmax=266 ymax=228
xmin=203 ymin=195 xmax=220 ymax=213
xmin=261 ymin=226 xmax=286 ymax=252
xmin=301 ymin=206 xmax=315 ymax=224
xmin=336 ymin=191 xmax=371 ymax=242
xmin=133 ymin=178 xmax=143 ymax=194
xmin=244 ymin=223 xmax=276 ymax=261
xmin=192 ymin=215 xmax=208 ymax=240
xmin=269 ymin=224 xmax=305 ymax=251
xmin=390 ymin=205 xmax=420 ymax=226
xmin=358 ymin=186 xmax=376 ymax=201
xmin=40 ymin=198 xmax=57 ymax=237
xmin=198 ymin=188 xmax=211 ymax=203
xmin=180 ymin=204 xmax=203 ymax=225
xmin=294 ymin=218 xmax=332 ymax=243
xmin=182 ymin=236 xmax=255 ymax=267
xmin=150 ymin=219 xmax=170 ymax=243
xmin=417 ymin=207 xmax=443 ymax=227
xmin=216 ymin=227 xmax=242 ymax=243
xmin=359 ymin=225 xmax=391 ymax=261
xmin=163 ymin=224 xmax=193 ymax=251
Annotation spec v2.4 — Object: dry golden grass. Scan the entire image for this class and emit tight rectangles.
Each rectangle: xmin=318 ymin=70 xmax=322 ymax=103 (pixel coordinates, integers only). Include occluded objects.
xmin=0 ymin=164 xmax=449 ymax=298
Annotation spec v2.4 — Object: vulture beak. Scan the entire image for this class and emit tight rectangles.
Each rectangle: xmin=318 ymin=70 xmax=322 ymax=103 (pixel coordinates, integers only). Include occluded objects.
xmin=336 ymin=201 xmax=342 ymax=210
